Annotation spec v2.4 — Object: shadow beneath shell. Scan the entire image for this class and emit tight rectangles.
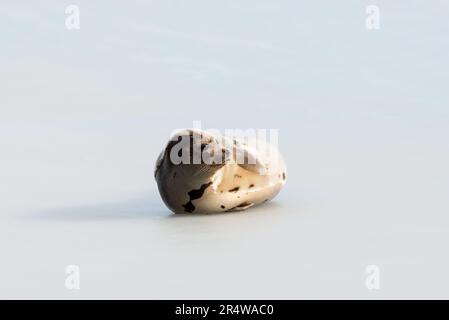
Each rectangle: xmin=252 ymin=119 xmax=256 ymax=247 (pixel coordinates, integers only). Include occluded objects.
xmin=25 ymin=196 xmax=167 ymax=221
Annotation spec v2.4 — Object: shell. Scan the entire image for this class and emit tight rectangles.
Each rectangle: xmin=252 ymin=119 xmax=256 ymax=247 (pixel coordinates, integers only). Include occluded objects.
xmin=154 ymin=129 xmax=287 ymax=214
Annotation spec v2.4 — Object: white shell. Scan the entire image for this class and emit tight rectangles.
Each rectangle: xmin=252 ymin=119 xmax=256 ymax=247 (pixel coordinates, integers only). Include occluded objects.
xmin=154 ymin=129 xmax=287 ymax=214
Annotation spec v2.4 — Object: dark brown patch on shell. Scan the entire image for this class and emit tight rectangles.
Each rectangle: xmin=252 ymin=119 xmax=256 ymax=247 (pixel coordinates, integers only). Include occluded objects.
xmin=249 ymin=184 xmax=254 ymax=188
xmin=237 ymin=202 xmax=252 ymax=207
xmin=182 ymin=201 xmax=195 ymax=213
xmin=182 ymin=182 xmax=213 ymax=213
xmin=225 ymin=202 xmax=253 ymax=212
xmin=228 ymin=187 xmax=240 ymax=192
xmin=282 ymin=172 xmax=286 ymax=180
xmin=221 ymin=205 xmax=225 ymax=209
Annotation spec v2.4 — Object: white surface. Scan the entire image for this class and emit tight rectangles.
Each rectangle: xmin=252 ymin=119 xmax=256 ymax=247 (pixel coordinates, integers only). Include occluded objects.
xmin=1 ymin=1 xmax=449 ymax=299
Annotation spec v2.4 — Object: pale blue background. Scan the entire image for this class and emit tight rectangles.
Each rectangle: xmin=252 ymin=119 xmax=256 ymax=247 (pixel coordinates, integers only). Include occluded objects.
xmin=1 ymin=0 xmax=449 ymax=298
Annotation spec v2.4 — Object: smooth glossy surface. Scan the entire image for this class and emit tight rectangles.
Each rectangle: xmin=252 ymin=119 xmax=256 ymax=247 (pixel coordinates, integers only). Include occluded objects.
xmin=155 ymin=129 xmax=287 ymax=214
